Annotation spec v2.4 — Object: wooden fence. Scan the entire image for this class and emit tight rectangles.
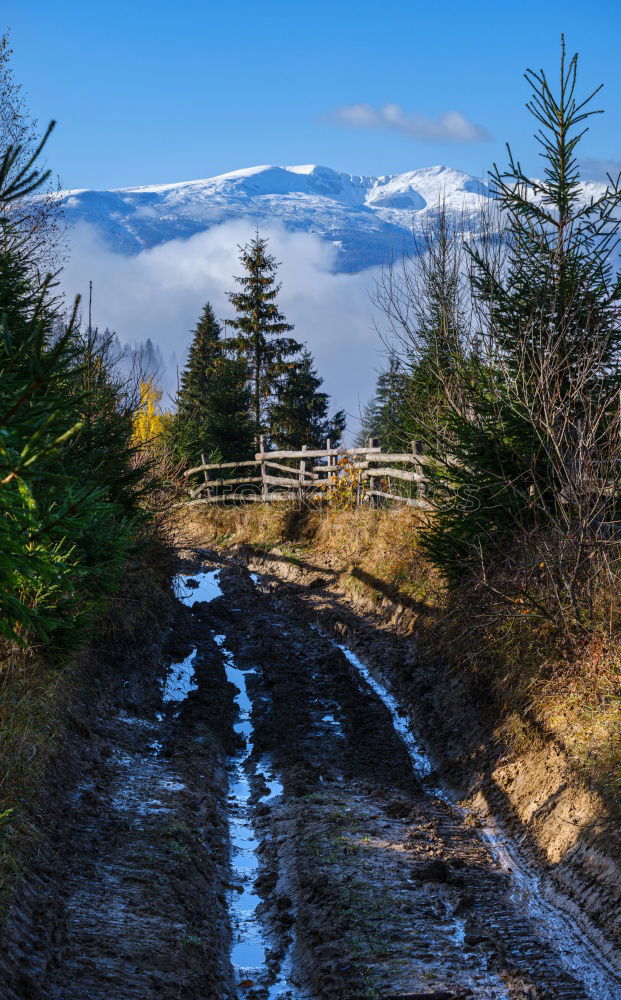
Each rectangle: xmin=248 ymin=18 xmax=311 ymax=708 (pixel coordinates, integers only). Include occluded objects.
xmin=183 ymin=437 xmax=431 ymax=509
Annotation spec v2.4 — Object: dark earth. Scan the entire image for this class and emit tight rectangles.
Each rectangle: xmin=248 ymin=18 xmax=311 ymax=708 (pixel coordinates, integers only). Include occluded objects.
xmin=1 ymin=549 xmax=619 ymax=1000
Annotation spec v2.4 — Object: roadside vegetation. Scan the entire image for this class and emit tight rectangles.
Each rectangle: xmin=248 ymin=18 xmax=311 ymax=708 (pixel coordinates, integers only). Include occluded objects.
xmin=0 ymin=38 xmax=176 ymax=922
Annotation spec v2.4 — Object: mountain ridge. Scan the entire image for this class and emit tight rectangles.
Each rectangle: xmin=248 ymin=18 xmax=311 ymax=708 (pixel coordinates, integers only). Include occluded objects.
xmin=57 ymin=163 xmax=493 ymax=272
xmin=57 ymin=162 xmax=607 ymax=273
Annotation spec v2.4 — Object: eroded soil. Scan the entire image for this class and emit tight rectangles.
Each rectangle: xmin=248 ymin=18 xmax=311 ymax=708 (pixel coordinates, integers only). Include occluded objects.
xmin=1 ymin=549 xmax=620 ymax=1000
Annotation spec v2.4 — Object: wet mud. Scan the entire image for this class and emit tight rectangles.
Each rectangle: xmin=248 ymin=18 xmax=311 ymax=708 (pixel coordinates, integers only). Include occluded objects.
xmin=2 ymin=549 xmax=620 ymax=999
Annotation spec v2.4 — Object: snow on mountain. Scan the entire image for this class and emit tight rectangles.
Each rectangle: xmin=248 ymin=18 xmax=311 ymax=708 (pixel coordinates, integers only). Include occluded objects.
xmin=55 ymin=163 xmax=612 ymax=426
xmin=57 ymin=163 xmax=492 ymax=272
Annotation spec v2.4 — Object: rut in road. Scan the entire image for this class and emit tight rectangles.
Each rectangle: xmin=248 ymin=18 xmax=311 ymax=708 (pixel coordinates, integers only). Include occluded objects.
xmin=8 ymin=553 xmax=618 ymax=1000
xmin=199 ymin=561 xmax=610 ymax=999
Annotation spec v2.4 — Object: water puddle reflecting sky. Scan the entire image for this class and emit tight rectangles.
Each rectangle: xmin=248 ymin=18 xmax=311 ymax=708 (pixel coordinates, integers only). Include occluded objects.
xmin=213 ymin=631 xmax=309 ymax=998
xmin=161 ymin=647 xmax=198 ymax=704
xmin=174 ymin=569 xmax=223 ymax=606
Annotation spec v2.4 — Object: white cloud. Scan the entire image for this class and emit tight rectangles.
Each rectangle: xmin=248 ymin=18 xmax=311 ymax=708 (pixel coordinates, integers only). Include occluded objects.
xmin=332 ymin=102 xmax=490 ymax=143
xmin=61 ymin=221 xmax=382 ymax=434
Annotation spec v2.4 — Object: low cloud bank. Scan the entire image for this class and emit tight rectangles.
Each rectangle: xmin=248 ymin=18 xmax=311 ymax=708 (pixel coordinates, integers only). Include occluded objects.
xmin=61 ymin=220 xmax=384 ymax=437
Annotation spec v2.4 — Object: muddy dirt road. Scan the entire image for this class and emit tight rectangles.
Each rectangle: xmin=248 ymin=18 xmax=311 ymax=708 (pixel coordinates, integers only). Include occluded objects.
xmin=2 ymin=551 xmax=620 ymax=1000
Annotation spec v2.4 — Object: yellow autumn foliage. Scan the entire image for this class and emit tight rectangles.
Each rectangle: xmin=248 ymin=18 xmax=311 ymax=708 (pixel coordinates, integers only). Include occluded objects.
xmin=132 ymin=378 xmax=164 ymax=447
xmin=319 ymin=451 xmax=363 ymax=511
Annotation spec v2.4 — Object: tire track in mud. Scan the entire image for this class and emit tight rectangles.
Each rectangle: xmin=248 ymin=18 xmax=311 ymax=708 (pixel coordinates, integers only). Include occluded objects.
xmin=193 ymin=557 xmax=612 ymax=1000
xmin=1 ymin=559 xmax=238 ymax=1000
xmin=3 ymin=551 xmax=618 ymax=999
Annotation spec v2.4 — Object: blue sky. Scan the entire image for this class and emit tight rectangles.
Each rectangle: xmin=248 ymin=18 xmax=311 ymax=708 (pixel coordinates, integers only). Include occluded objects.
xmin=4 ymin=0 xmax=621 ymax=190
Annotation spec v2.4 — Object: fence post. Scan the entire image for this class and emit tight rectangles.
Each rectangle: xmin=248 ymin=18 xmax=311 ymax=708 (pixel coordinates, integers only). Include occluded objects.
xmin=201 ymin=452 xmax=212 ymax=499
xmin=325 ymin=438 xmax=332 ymax=497
xmin=367 ymin=437 xmax=380 ymax=507
xmin=412 ymin=440 xmax=424 ymax=499
xmin=259 ymin=434 xmax=267 ymax=500
xmin=296 ymin=444 xmax=306 ymax=506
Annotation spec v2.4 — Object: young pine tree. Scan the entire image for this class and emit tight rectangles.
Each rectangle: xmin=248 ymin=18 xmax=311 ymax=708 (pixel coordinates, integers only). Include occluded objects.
xmin=268 ymin=349 xmax=345 ymax=449
xmin=226 ymin=234 xmax=301 ymax=442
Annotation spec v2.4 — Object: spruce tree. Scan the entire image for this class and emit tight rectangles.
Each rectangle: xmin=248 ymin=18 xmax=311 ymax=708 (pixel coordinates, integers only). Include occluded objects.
xmin=168 ymin=302 xmax=256 ymax=465
xmin=375 ymin=357 xmax=409 ymax=451
xmin=0 ymin=140 xmax=140 ymax=644
xmin=198 ymin=354 xmax=254 ymax=462
xmin=0 ymin=52 xmax=145 ymax=649
xmin=268 ymin=349 xmax=345 ymax=449
xmin=169 ymin=302 xmax=223 ymax=464
xmin=177 ymin=302 xmax=222 ymax=417
xmin=422 ymin=41 xmax=621 ymax=591
xmin=356 ymin=359 xmax=409 ymax=450
xmin=226 ymin=233 xmax=301 ymax=441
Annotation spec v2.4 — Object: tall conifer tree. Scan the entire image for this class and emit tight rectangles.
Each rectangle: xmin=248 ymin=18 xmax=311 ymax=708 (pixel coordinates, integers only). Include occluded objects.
xmin=226 ymin=234 xmax=301 ymax=441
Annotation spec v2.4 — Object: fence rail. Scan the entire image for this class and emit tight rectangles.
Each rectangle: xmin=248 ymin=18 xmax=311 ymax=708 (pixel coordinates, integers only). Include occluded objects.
xmin=183 ymin=436 xmax=431 ymax=508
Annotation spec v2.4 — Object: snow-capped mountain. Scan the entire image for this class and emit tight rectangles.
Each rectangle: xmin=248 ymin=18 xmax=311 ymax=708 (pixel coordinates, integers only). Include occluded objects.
xmin=58 ymin=163 xmax=493 ymax=272
xmin=55 ymin=163 xmax=612 ymax=423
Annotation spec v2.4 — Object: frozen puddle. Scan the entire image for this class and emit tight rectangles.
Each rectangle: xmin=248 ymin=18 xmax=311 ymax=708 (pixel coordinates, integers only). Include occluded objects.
xmin=214 ymin=633 xmax=309 ymax=999
xmin=109 ymin=743 xmax=186 ymax=818
xmin=319 ymin=631 xmax=621 ymax=1000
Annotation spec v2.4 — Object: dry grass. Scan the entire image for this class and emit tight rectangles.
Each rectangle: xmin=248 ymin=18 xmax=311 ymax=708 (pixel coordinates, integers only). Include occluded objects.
xmin=178 ymin=503 xmax=441 ymax=619
xmin=0 ymin=657 xmax=70 ymax=913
